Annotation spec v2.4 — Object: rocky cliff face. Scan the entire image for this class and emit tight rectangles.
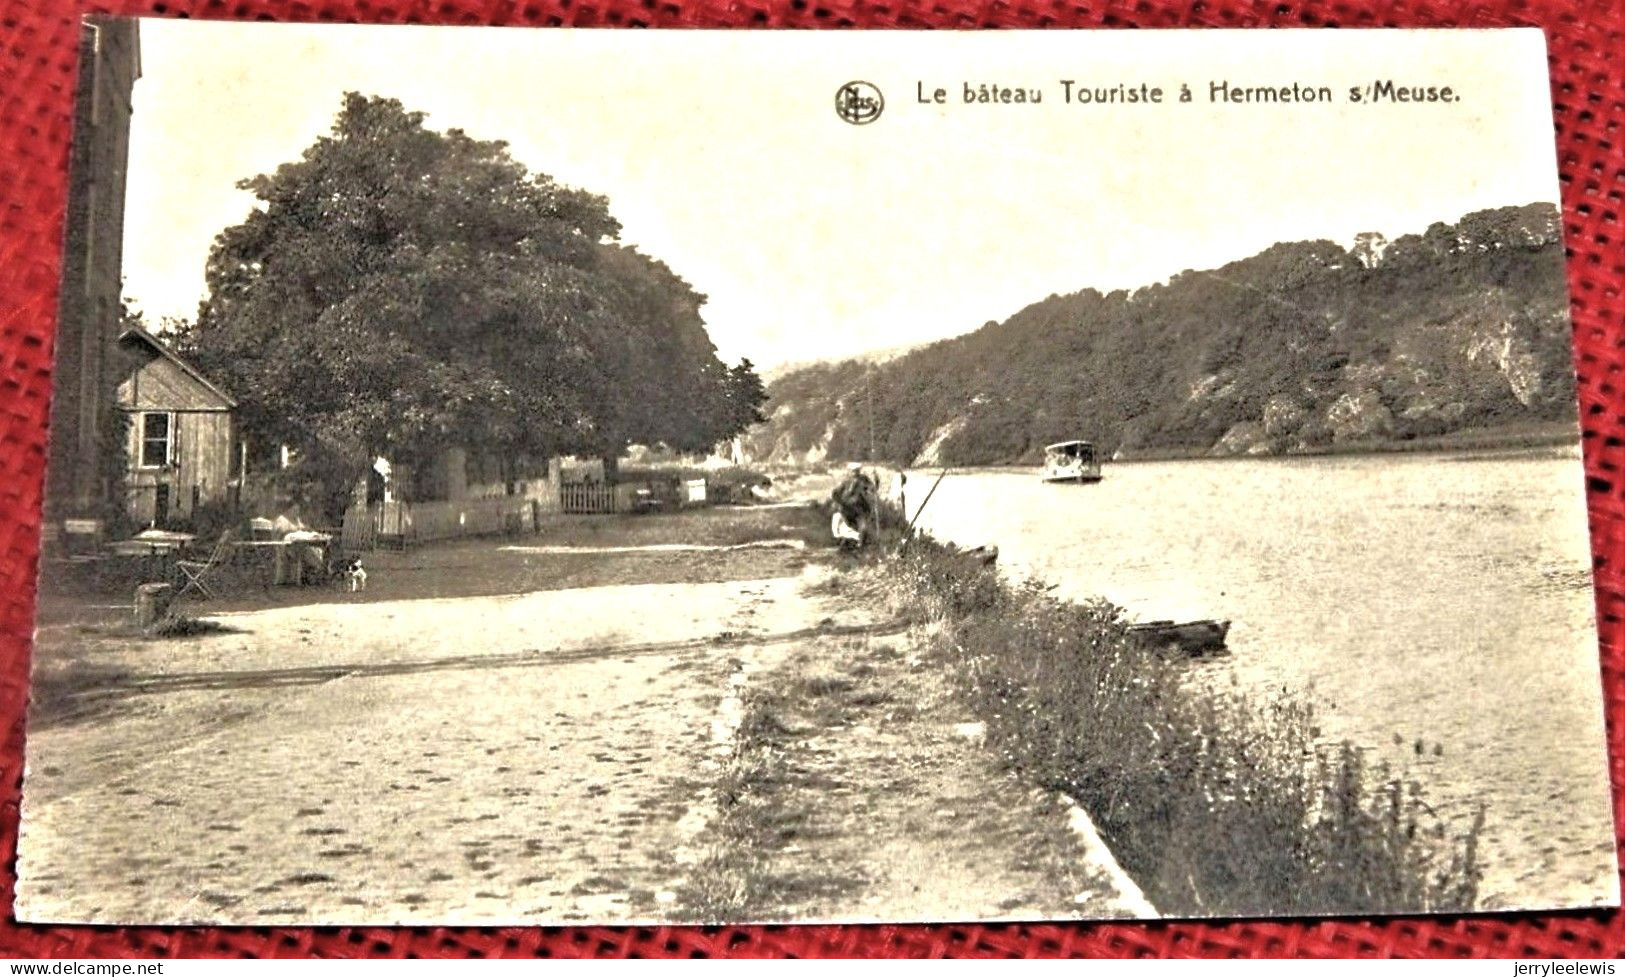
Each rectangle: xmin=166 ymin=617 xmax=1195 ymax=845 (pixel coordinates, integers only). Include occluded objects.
xmin=1203 ymin=289 xmax=1572 ymax=457
xmin=746 ymin=203 xmax=1576 ymax=466
xmin=912 ymin=416 xmax=970 ymax=467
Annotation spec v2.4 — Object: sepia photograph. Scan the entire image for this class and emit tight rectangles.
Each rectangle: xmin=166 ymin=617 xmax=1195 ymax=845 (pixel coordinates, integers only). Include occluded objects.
xmin=19 ymin=20 xmax=1617 ymax=926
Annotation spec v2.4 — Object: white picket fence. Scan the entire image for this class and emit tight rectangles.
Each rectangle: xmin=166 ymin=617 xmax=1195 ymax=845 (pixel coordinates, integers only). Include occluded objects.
xmin=559 ymin=483 xmax=620 ymax=514
xmin=342 ymin=496 xmax=542 ymax=550
xmin=341 ymin=482 xmax=640 ymax=550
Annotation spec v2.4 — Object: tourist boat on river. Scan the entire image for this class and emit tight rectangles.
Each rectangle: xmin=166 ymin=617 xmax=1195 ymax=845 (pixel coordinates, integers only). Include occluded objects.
xmin=1041 ymin=440 xmax=1103 ymax=484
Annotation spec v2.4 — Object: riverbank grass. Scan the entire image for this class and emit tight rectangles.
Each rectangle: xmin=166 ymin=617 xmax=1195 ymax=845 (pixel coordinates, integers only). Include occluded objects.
xmin=866 ymin=531 xmax=1483 ymax=917
xmin=675 ymin=643 xmax=878 ymax=922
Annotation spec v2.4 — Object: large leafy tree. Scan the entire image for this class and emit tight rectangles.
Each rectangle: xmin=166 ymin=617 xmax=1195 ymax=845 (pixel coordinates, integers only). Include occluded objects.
xmin=723 ymin=358 xmax=770 ymax=435
xmin=182 ymin=93 xmax=763 ymax=514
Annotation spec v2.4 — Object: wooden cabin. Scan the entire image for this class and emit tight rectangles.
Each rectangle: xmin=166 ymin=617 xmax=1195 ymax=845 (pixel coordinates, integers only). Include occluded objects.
xmin=114 ymin=327 xmax=236 ymax=527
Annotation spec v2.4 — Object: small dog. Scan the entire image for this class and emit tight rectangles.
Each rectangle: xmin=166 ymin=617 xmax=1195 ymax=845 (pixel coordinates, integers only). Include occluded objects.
xmin=342 ymin=557 xmax=368 ymax=593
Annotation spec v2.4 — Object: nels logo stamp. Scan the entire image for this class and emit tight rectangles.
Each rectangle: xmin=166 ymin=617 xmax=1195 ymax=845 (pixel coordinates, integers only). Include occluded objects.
xmin=836 ymin=81 xmax=883 ymax=125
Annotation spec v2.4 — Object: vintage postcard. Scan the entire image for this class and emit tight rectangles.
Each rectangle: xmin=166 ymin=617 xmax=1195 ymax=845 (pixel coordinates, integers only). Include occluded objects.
xmin=21 ymin=21 xmax=1616 ymax=925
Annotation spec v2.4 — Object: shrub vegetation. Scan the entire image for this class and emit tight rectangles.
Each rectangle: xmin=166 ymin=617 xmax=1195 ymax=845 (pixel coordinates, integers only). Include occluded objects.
xmin=869 ymin=523 xmax=1483 ymax=917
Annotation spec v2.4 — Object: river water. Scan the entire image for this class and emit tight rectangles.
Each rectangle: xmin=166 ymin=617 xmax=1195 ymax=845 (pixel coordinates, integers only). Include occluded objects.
xmin=903 ymin=448 xmax=1617 ymax=911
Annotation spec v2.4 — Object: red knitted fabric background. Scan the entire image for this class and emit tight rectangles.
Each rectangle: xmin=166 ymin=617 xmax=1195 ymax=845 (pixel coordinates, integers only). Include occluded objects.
xmin=0 ymin=0 xmax=1621 ymax=961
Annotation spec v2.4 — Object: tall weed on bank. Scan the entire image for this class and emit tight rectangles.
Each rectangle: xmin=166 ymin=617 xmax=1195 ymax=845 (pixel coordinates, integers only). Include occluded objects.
xmin=872 ymin=531 xmax=1482 ymax=918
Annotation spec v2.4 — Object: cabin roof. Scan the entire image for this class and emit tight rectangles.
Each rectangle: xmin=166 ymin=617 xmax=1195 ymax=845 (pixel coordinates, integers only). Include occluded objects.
xmin=1044 ymin=440 xmax=1093 ymax=451
xmin=117 ymin=326 xmax=237 ymax=409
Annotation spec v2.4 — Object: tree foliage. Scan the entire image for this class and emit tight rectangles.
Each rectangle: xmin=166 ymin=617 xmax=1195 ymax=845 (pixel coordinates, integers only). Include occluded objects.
xmin=181 ymin=93 xmax=763 ymax=510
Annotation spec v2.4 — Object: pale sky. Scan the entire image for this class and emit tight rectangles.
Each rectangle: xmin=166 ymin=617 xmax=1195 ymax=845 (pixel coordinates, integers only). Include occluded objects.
xmin=122 ymin=23 xmax=1560 ymax=367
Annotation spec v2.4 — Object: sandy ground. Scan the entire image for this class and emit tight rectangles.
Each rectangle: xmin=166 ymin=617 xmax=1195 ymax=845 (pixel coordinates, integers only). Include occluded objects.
xmin=22 ymin=569 xmax=847 ymax=924
xmin=20 ymin=505 xmax=1144 ymax=925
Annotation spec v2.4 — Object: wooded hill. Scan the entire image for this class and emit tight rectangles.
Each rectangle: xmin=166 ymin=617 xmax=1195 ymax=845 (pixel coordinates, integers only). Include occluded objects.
xmin=746 ymin=203 xmax=1577 ymax=466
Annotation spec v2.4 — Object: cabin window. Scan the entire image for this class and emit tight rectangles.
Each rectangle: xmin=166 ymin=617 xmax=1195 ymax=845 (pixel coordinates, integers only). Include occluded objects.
xmin=139 ymin=412 xmax=172 ymax=468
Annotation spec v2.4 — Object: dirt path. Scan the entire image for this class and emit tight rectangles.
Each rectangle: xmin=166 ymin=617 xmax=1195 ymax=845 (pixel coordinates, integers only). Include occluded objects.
xmin=33 ymin=505 xmax=829 ymax=628
xmin=21 ymin=509 xmax=1148 ymax=925
xmin=20 ymin=571 xmax=856 ymax=924
xmin=673 ymin=606 xmax=1152 ymax=924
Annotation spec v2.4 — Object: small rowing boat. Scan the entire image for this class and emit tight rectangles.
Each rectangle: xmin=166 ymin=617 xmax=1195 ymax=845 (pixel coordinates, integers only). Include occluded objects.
xmin=1127 ymin=619 xmax=1232 ymax=658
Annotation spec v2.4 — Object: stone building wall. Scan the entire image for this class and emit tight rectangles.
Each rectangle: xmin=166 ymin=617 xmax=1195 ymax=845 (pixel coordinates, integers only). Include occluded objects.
xmin=46 ymin=18 xmax=140 ymax=517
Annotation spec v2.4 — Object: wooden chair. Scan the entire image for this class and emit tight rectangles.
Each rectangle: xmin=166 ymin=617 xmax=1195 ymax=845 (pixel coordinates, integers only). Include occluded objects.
xmin=174 ymin=530 xmax=235 ymax=601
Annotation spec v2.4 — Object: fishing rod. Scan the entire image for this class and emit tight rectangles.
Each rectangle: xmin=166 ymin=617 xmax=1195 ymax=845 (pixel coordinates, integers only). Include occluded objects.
xmin=903 ymin=466 xmax=950 ymax=539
